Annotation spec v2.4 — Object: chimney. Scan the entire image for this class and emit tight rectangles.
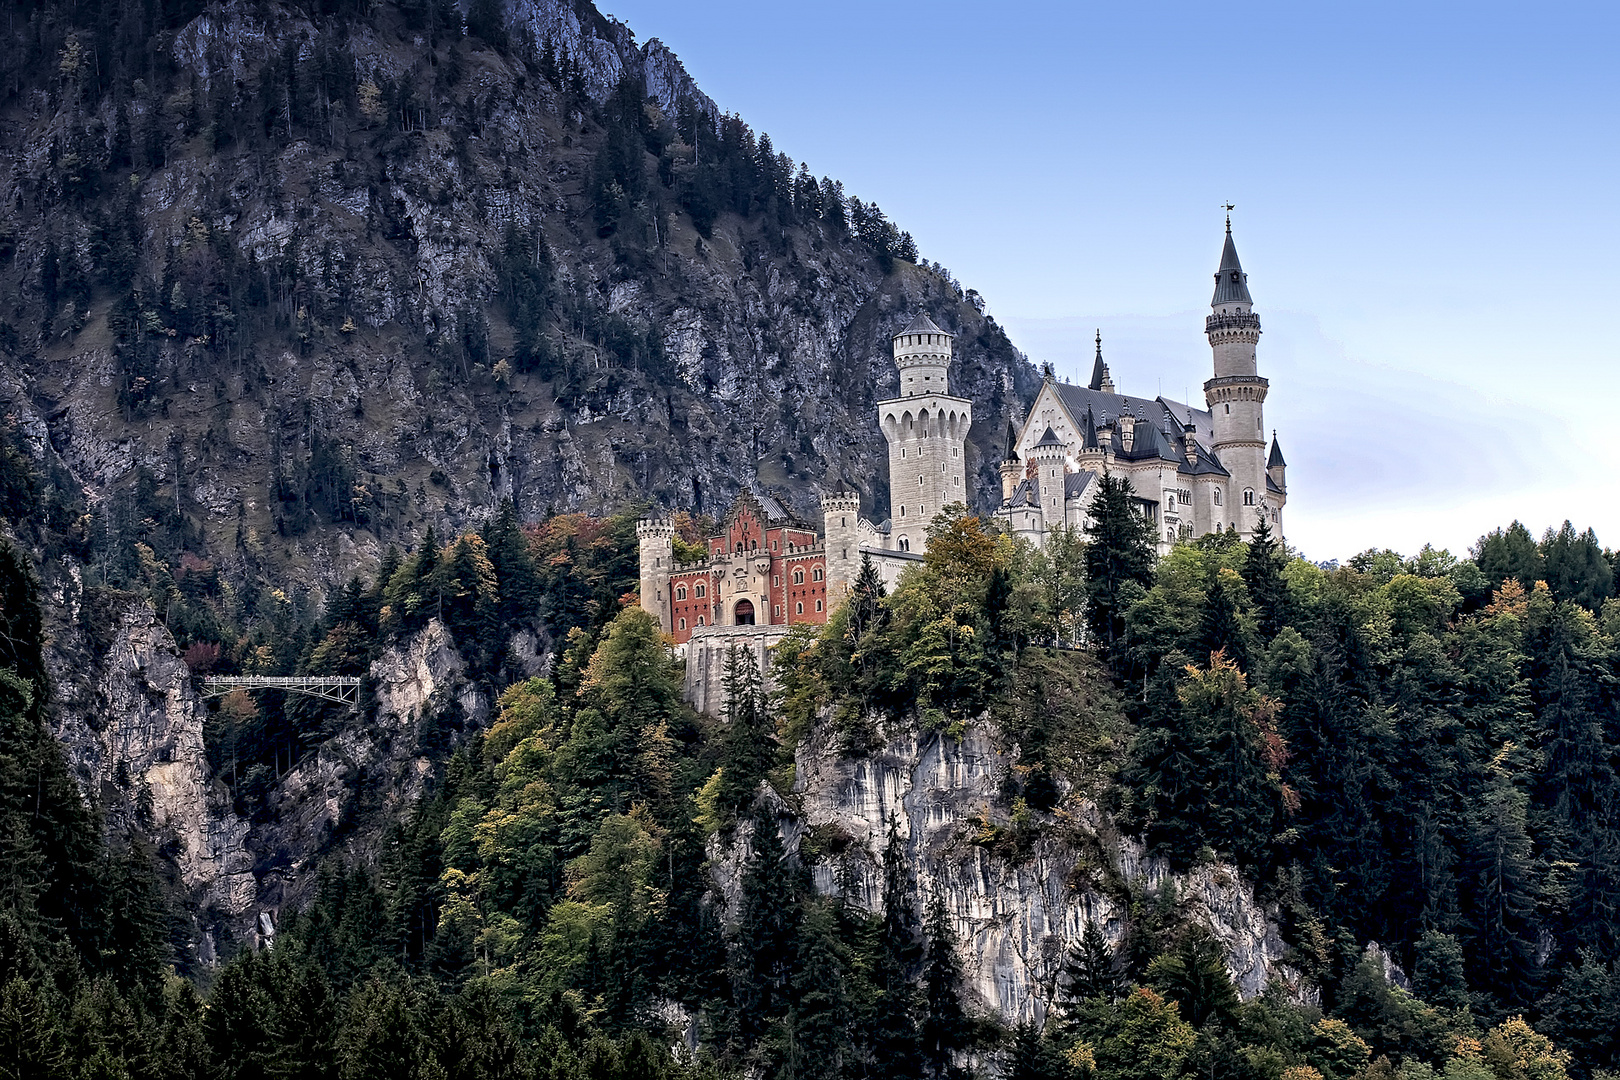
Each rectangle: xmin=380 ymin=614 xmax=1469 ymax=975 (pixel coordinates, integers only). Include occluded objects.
xmin=1183 ymin=418 xmax=1198 ymax=465
xmin=1119 ymin=412 xmax=1136 ymax=454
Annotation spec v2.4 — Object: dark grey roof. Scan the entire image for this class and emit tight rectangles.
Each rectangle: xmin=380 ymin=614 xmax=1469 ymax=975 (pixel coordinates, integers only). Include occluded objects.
xmin=1178 ymin=441 xmax=1231 ymax=477
xmin=756 ymin=493 xmax=788 ymax=520
xmin=1267 ymin=475 xmax=1285 ymax=495
xmin=1064 ymin=471 xmax=1094 ymax=500
xmin=1007 ymin=477 xmax=1040 ymax=508
xmin=1003 ymin=421 xmax=1020 ymax=462
xmin=1034 ymin=426 xmax=1065 ymax=449
xmin=1055 ymin=384 xmax=1215 ymax=450
xmin=1211 ymin=227 xmax=1253 ymax=306
xmin=897 ymin=312 xmax=947 ymax=337
xmin=1268 ymin=435 xmax=1287 ymax=468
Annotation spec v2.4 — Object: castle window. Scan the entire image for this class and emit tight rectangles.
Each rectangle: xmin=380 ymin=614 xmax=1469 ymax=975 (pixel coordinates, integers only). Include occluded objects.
xmin=793 ymin=569 xmax=805 ymax=585
xmin=773 ymin=576 xmax=780 ymax=587
xmin=1243 ymin=489 xmax=1255 ymax=506
xmin=816 ymin=600 xmax=824 ymax=612
xmin=676 ymin=585 xmax=687 ymax=601
xmin=1214 ymin=489 xmax=1223 ymax=506
xmin=696 ymin=583 xmax=706 ymax=598
xmin=679 ymin=618 xmax=686 ymax=630
xmin=774 ymin=605 xmax=782 ymax=617
xmin=919 ymin=476 xmax=925 ymax=486
xmin=840 ymin=517 xmax=847 ymax=527
xmin=813 ymin=568 xmax=823 ymax=581
xmin=899 ymin=537 xmax=910 ymax=552
xmin=900 ymin=506 xmax=906 ymax=517
xmin=796 ymin=602 xmax=804 ymax=615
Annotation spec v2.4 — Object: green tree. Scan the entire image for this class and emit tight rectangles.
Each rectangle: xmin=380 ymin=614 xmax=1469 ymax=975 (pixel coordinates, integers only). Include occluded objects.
xmin=1082 ymin=474 xmax=1158 ymax=666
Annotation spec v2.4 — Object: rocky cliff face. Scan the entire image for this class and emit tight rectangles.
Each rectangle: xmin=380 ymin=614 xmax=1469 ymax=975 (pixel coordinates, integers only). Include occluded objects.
xmin=712 ymin=721 xmax=1308 ymax=1025
xmin=42 ymin=571 xmax=489 ymax=953
xmin=45 ymin=590 xmax=254 ymax=945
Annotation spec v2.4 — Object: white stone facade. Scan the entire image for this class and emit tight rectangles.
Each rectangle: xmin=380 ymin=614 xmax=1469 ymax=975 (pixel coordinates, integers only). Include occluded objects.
xmin=994 ymin=225 xmax=1287 ymax=553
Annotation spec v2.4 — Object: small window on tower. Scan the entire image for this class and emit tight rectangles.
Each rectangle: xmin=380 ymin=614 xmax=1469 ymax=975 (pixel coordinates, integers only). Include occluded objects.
xmin=1243 ymin=489 xmax=1255 ymax=506
xmin=813 ymin=568 xmax=823 ymax=581
xmin=679 ymin=618 xmax=686 ymax=631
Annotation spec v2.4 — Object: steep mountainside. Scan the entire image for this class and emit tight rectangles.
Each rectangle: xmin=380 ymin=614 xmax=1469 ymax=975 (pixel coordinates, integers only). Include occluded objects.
xmin=0 ymin=0 xmax=1038 ymax=604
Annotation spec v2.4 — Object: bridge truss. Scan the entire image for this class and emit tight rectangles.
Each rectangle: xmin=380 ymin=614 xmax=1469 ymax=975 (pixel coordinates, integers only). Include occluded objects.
xmin=200 ymin=675 xmax=362 ymax=706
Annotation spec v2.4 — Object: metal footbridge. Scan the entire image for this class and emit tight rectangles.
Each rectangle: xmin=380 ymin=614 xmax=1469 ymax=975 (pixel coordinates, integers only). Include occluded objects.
xmin=200 ymin=675 xmax=362 ymax=705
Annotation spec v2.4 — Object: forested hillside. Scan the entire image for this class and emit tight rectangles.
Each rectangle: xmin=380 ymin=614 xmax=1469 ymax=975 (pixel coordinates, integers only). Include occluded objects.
xmin=0 ymin=0 xmax=1037 ymax=611
xmin=3 ymin=1 xmax=1620 ymax=1078
xmin=7 ymin=386 xmax=1620 ymax=1076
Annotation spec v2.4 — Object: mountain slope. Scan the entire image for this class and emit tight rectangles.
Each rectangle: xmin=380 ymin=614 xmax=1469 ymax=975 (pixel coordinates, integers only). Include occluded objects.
xmin=0 ymin=0 xmax=1038 ymax=604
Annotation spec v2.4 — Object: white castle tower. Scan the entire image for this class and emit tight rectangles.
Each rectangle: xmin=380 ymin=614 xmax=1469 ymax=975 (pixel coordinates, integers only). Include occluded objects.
xmin=877 ymin=314 xmax=973 ymax=553
xmin=1204 ymin=217 xmax=1272 ymax=538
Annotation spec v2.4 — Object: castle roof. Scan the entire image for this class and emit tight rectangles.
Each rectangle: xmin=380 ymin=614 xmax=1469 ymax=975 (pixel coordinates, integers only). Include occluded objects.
xmin=1064 ymin=471 xmax=1094 ymax=500
xmin=1053 ymin=384 xmax=1217 ymax=463
xmin=1212 ymin=226 xmax=1253 ymax=306
xmin=1268 ymin=434 xmax=1287 ymax=468
xmin=1034 ymin=426 xmax=1066 ymax=449
xmin=897 ymin=312 xmax=948 ymax=337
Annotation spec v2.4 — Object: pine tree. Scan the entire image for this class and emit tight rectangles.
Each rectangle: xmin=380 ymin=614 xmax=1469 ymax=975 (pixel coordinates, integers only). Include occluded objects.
xmin=920 ymin=892 xmax=969 ymax=1080
xmin=719 ymin=642 xmax=774 ymax=816
xmin=872 ymin=817 xmax=922 ymax=1072
xmin=1082 ymin=473 xmax=1157 ymax=667
xmin=1244 ymin=515 xmax=1290 ymax=640
xmin=1060 ymin=921 xmax=1124 ymax=1007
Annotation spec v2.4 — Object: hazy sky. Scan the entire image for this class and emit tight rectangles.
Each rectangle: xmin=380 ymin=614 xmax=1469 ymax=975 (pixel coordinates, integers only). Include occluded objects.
xmin=601 ymin=1 xmax=1620 ymax=562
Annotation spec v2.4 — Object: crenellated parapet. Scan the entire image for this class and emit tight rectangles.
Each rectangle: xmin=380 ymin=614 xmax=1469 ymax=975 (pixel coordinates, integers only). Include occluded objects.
xmin=1204 ymin=310 xmax=1262 ymax=344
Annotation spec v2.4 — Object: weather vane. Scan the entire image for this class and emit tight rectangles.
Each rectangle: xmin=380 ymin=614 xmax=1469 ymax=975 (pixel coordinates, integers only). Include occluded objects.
xmin=1222 ymin=202 xmax=1235 ymax=230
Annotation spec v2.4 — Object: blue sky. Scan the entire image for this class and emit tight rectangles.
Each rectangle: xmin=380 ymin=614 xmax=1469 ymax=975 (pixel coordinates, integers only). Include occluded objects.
xmin=601 ymin=1 xmax=1620 ymax=561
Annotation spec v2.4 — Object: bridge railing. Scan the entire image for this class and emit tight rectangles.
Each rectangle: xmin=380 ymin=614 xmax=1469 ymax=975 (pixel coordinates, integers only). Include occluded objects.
xmin=200 ymin=675 xmax=363 ymax=706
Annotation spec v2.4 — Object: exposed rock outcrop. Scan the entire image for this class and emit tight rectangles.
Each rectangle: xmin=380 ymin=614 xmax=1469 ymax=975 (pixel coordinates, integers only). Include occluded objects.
xmin=713 ymin=721 xmax=1308 ymax=1026
xmin=45 ymin=594 xmax=255 ymax=956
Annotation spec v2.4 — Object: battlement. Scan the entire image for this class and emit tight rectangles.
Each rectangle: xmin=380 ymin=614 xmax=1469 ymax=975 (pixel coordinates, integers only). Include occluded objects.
xmin=820 ymin=492 xmax=861 ymax=512
xmin=636 ymin=517 xmax=677 ymax=539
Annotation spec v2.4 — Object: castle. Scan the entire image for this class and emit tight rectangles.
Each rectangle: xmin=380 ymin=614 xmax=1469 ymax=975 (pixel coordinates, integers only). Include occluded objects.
xmin=638 ymin=222 xmax=1286 ymax=709
xmin=997 ymin=219 xmax=1286 ymax=550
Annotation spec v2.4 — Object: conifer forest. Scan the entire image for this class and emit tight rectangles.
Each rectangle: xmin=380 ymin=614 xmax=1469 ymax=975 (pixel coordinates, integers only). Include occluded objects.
xmin=1 ymin=1 xmax=1619 ymax=1079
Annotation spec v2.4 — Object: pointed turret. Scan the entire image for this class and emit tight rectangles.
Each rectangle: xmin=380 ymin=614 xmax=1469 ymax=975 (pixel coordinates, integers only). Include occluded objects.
xmin=1087 ymin=330 xmax=1115 ymax=393
xmin=1267 ymin=430 xmax=1287 ymax=496
xmin=1211 ymin=220 xmax=1253 ymax=307
xmin=998 ymin=420 xmax=1022 ymax=504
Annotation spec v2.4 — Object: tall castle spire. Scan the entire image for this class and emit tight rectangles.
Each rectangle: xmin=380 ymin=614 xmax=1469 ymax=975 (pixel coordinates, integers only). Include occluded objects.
xmin=1203 ymin=217 xmax=1271 ymax=538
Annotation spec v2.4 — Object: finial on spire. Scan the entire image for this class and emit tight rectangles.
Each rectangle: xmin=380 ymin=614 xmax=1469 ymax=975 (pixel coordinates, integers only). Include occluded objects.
xmin=1222 ymin=202 xmax=1235 ymax=232
xmin=1095 ymin=328 xmax=1102 ymax=354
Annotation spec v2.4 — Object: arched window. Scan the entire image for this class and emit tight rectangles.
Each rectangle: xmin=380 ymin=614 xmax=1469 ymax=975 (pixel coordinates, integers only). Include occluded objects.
xmin=795 ymin=602 xmax=804 ymax=615
xmin=812 ymin=568 xmax=823 ymax=582
xmin=675 ymin=585 xmax=686 ymax=601
xmin=815 ymin=600 xmax=823 ymax=612
xmin=697 ymin=615 xmax=705 ymax=626
xmin=678 ymin=618 xmax=687 ymax=630
xmin=1214 ymin=489 xmax=1223 ymax=507
xmin=793 ymin=568 xmax=805 ymax=585
xmin=1243 ymin=489 xmax=1255 ymax=506
xmin=735 ymin=600 xmax=755 ymax=625
xmin=695 ymin=583 xmax=706 ymax=598
xmin=899 ymin=537 xmax=910 ymax=552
